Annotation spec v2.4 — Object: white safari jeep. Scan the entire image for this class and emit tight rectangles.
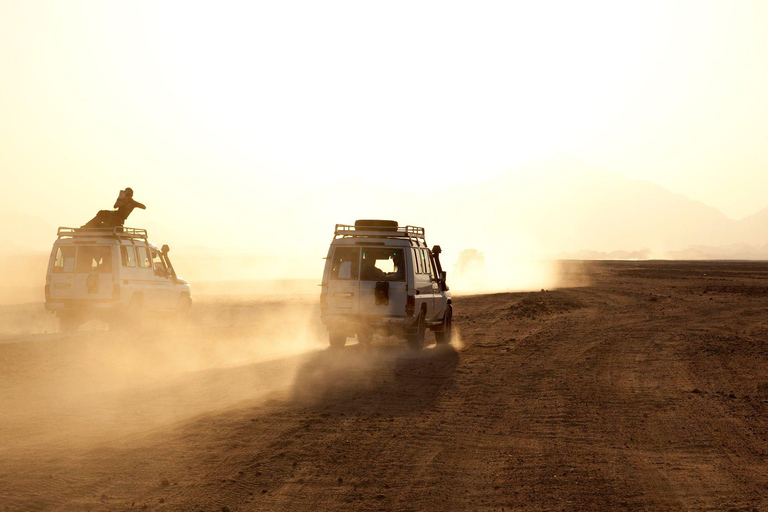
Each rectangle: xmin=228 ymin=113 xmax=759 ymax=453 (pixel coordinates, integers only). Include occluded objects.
xmin=320 ymin=220 xmax=452 ymax=349
xmin=45 ymin=227 xmax=192 ymax=331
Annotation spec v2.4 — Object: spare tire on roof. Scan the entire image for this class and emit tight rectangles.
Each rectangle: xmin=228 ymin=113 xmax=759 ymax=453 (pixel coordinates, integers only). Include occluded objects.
xmin=354 ymin=219 xmax=399 ymax=231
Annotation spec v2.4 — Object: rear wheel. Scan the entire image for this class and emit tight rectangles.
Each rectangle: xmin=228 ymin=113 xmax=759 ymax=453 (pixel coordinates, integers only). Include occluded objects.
xmin=406 ymin=311 xmax=426 ymax=350
xmin=435 ymin=305 xmax=452 ymax=344
xmin=329 ymin=332 xmax=347 ymax=349
xmin=59 ymin=312 xmax=81 ymax=333
xmin=357 ymin=330 xmax=373 ymax=347
xmin=112 ymin=295 xmax=143 ymax=331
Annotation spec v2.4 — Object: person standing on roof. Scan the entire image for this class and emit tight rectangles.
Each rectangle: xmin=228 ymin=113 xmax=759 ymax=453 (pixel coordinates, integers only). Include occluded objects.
xmin=83 ymin=188 xmax=146 ymax=228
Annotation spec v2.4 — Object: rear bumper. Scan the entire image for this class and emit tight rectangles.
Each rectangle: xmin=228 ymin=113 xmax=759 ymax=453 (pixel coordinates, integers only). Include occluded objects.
xmin=45 ymin=301 xmax=117 ymax=313
xmin=321 ymin=314 xmax=415 ymax=333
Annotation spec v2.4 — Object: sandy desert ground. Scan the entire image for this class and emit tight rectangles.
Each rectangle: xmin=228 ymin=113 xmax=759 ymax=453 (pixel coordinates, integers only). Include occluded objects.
xmin=1 ymin=261 xmax=768 ymax=511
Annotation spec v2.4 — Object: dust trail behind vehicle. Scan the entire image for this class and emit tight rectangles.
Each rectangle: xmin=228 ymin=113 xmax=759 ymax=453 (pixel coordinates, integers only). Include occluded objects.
xmin=0 ymin=294 xmax=327 ymax=454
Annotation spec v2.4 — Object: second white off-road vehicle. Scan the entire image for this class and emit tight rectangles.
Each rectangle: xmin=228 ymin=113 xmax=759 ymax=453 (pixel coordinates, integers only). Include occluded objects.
xmin=45 ymin=227 xmax=191 ymax=331
xmin=320 ymin=220 xmax=452 ymax=349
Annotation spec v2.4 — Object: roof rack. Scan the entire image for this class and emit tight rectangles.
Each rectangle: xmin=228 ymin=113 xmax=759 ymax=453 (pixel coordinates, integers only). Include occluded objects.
xmin=334 ymin=224 xmax=427 ymax=246
xmin=57 ymin=226 xmax=148 ymax=241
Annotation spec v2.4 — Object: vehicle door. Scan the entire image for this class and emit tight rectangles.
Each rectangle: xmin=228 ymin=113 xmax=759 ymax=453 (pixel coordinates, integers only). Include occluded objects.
xmin=162 ymin=252 xmax=183 ymax=305
xmin=326 ymin=246 xmax=360 ymax=315
xmin=427 ymin=250 xmax=446 ymax=321
xmin=412 ymin=248 xmax=435 ymax=319
xmin=151 ymin=249 xmax=175 ymax=310
xmin=74 ymin=244 xmax=115 ymax=301
xmin=358 ymin=247 xmax=408 ymax=318
xmin=48 ymin=245 xmax=76 ymax=300
xmin=134 ymin=245 xmax=157 ymax=307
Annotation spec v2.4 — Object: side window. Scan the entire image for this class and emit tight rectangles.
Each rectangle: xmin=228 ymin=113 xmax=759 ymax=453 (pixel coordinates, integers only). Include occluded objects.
xmin=76 ymin=246 xmax=112 ymax=273
xmin=330 ymin=247 xmax=360 ymax=280
xmin=53 ymin=246 xmax=76 ymax=273
xmin=412 ymin=248 xmax=423 ymax=274
xmin=420 ymin=249 xmax=429 ymax=275
xmin=426 ymin=251 xmax=437 ymax=280
xmin=121 ymin=246 xmax=137 ymax=267
xmin=136 ymin=247 xmax=150 ymax=268
xmin=152 ymin=251 xmax=168 ymax=277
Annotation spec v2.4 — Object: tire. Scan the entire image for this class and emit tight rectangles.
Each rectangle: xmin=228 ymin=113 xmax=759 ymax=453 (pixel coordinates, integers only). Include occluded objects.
xmin=357 ymin=330 xmax=373 ymax=346
xmin=59 ymin=312 xmax=81 ymax=333
xmin=406 ymin=311 xmax=426 ymax=350
xmin=113 ymin=295 xmax=143 ymax=331
xmin=176 ymin=294 xmax=192 ymax=322
xmin=329 ymin=332 xmax=347 ymax=349
xmin=435 ymin=305 xmax=452 ymax=344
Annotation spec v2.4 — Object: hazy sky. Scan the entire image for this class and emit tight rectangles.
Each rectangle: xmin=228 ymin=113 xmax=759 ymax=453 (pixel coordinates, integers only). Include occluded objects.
xmin=1 ymin=1 xmax=767 ymax=253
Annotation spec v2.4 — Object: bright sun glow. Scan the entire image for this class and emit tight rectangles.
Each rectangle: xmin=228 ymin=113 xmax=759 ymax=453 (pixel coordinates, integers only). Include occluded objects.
xmin=2 ymin=0 xmax=768 ymax=282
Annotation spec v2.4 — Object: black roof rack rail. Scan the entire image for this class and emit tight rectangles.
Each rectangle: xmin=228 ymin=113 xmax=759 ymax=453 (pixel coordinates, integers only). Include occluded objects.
xmin=334 ymin=224 xmax=427 ymax=246
xmin=56 ymin=226 xmax=148 ymax=241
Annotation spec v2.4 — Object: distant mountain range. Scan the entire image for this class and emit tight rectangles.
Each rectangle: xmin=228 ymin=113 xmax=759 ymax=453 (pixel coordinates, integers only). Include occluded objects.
xmin=439 ymin=156 xmax=768 ymax=260
xmin=4 ymin=156 xmax=768 ymax=262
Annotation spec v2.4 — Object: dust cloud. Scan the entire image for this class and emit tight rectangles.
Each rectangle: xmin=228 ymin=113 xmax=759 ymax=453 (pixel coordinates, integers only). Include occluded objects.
xmin=450 ymin=257 xmax=591 ymax=295
xmin=0 ymin=291 xmax=328 ymax=454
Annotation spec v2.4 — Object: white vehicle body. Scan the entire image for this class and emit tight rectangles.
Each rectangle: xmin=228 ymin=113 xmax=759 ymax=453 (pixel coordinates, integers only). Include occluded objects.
xmin=45 ymin=227 xmax=191 ymax=331
xmin=320 ymin=220 xmax=452 ymax=349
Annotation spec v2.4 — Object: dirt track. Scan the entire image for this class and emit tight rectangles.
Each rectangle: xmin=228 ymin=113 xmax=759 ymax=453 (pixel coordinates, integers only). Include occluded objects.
xmin=2 ymin=261 xmax=768 ymax=511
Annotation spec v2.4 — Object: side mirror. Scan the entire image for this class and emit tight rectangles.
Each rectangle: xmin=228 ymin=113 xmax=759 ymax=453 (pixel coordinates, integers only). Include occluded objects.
xmin=440 ymin=271 xmax=448 ymax=291
xmin=162 ymin=244 xmax=170 ymax=254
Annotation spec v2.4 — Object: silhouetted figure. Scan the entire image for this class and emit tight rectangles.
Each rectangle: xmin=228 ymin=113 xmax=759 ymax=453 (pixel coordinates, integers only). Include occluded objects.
xmin=84 ymin=188 xmax=146 ymax=228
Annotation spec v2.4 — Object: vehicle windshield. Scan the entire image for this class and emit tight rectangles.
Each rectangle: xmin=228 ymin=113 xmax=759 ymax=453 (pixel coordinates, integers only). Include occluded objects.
xmin=361 ymin=248 xmax=405 ymax=281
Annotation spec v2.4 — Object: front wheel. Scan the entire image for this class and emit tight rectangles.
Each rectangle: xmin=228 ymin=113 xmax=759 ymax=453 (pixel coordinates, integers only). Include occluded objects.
xmin=406 ymin=311 xmax=426 ymax=350
xmin=435 ymin=305 xmax=452 ymax=344
xmin=176 ymin=294 xmax=192 ymax=322
xmin=329 ymin=332 xmax=347 ymax=349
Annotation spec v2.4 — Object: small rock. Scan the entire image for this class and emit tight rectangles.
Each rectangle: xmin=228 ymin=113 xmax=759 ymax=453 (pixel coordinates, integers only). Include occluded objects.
xmin=375 ymin=494 xmax=385 ymax=500
xmin=691 ymin=388 xmax=701 ymax=394
xmin=221 ymin=507 xmax=230 ymax=512
xmin=161 ymin=478 xmax=170 ymax=487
